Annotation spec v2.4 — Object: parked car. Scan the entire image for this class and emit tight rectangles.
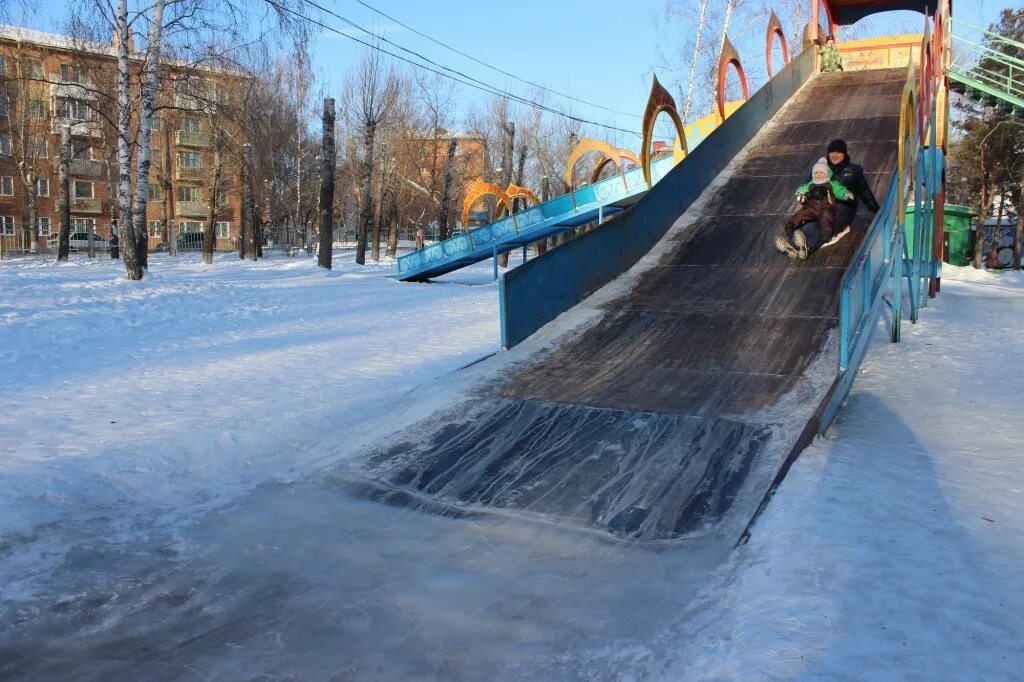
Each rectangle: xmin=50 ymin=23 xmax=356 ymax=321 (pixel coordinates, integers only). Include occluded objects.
xmin=154 ymin=231 xmax=206 ymax=252
xmin=47 ymin=232 xmax=110 ymax=251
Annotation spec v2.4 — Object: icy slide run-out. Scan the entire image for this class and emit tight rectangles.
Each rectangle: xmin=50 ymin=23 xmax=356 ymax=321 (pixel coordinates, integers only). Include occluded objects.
xmin=362 ymin=69 xmax=904 ymax=546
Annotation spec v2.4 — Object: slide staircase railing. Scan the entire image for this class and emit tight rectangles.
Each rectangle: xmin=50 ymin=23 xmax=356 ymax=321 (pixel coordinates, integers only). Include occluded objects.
xmin=948 ymin=17 xmax=1024 ymax=116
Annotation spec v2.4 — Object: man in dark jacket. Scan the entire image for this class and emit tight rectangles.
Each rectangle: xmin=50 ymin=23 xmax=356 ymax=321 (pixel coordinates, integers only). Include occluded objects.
xmin=826 ymin=138 xmax=880 ymax=235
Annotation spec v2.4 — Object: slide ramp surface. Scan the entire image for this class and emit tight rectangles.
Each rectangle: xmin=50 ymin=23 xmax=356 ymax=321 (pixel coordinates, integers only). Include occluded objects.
xmin=363 ymin=68 xmax=904 ymax=546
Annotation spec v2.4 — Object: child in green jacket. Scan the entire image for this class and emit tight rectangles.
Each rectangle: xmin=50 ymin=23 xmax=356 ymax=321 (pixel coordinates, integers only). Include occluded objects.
xmin=776 ymin=157 xmax=852 ymax=258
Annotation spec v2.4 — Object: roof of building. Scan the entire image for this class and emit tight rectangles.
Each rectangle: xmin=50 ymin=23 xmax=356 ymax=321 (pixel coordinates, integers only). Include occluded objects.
xmin=0 ymin=24 xmax=114 ymax=56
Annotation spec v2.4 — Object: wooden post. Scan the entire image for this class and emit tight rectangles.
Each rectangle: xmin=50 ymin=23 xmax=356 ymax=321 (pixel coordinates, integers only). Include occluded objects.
xmin=318 ymin=98 xmax=336 ymax=270
xmin=56 ymin=126 xmax=71 ymax=262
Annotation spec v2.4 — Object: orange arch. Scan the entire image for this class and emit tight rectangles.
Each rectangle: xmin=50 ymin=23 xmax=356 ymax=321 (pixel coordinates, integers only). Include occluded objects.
xmin=461 ymin=178 xmax=513 ymax=225
xmin=505 ymin=183 xmax=540 ymax=206
xmin=564 ymin=137 xmax=641 ymax=188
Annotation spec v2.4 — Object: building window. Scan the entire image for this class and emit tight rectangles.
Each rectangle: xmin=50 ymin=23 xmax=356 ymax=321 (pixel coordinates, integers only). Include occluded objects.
xmin=73 ymin=180 xmax=94 ymax=198
xmin=148 ymin=183 xmax=162 ymax=201
xmin=177 ymin=186 xmax=201 ymax=202
xmin=147 ymin=219 xmax=165 ymax=241
xmin=0 ymin=96 xmax=9 ymax=117
xmin=0 ymin=134 xmax=11 ymax=155
xmin=214 ymin=188 xmax=227 ymax=206
xmin=180 ymin=116 xmax=201 ymax=133
xmin=59 ymin=98 xmax=92 ymax=121
xmin=35 ymin=178 xmax=49 ymax=197
xmin=29 ymin=138 xmax=47 ymax=158
xmin=26 ymin=59 xmax=44 ymax=79
xmin=0 ymin=216 xmax=14 ymax=236
xmin=72 ymin=142 xmax=93 ymax=161
xmin=71 ymin=217 xmax=95 ymax=234
xmin=27 ymin=99 xmax=46 ymax=119
xmin=0 ymin=56 xmax=6 ymax=74
xmin=0 ymin=176 xmax=13 ymax=196
xmin=216 ymin=221 xmax=230 ymax=239
xmin=152 ymin=116 xmax=164 ymax=132
xmin=177 ymin=151 xmax=201 ymax=168
xmin=151 ymin=149 xmax=163 ymax=168
xmin=60 ymin=63 xmax=83 ymax=83
xmin=36 ymin=217 xmax=51 ymax=236
xmin=179 ymin=220 xmax=203 ymax=233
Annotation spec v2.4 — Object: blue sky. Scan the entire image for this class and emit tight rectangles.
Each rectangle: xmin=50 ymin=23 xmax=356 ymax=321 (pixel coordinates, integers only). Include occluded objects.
xmin=22 ymin=0 xmax=1012 ymax=138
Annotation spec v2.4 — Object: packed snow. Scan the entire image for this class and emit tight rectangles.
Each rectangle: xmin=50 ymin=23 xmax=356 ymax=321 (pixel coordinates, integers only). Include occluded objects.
xmin=1 ymin=253 xmax=1022 ymax=679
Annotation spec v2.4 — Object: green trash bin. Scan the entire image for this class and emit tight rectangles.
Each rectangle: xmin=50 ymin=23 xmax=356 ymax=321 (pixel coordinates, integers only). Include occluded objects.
xmin=903 ymin=203 xmax=976 ymax=265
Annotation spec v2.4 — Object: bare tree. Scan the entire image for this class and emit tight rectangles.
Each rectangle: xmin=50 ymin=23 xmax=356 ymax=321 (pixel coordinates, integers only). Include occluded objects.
xmin=346 ymin=48 xmax=398 ymax=265
xmin=318 ymin=97 xmax=335 ymax=269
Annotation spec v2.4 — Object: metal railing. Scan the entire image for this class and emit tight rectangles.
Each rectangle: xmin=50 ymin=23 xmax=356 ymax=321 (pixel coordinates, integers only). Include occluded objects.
xmin=949 ymin=18 xmax=1024 ymax=111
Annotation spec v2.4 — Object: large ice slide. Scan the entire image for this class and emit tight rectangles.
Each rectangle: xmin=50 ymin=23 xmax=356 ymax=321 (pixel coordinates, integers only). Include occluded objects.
xmin=360 ymin=20 xmax=944 ymax=546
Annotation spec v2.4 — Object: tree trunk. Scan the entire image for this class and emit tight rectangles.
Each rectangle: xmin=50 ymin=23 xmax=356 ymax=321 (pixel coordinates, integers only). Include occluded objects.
xmin=25 ymin=182 xmax=38 ymax=256
xmin=372 ymin=161 xmax=386 ymax=262
xmin=56 ymin=127 xmax=71 ymax=262
xmin=114 ymin=0 xmax=141 ymax=279
xmin=987 ymin=185 xmax=1006 ymax=269
xmin=438 ymin=137 xmax=457 ymax=241
xmin=497 ymin=121 xmax=514 ymax=269
xmin=203 ymin=151 xmax=222 ymax=265
xmin=385 ymin=190 xmax=399 ymax=259
xmin=536 ymin=176 xmax=549 ymax=255
xmin=972 ymin=183 xmax=993 ymax=269
xmin=318 ymin=98 xmax=336 ymax=270
xmin=1015 ymin=175 xmax=1023 ymax=271
xmin=356 ymin=122 xmax=376 ymax=265
xmin=243 ymin=142 xmax=256 ymax=261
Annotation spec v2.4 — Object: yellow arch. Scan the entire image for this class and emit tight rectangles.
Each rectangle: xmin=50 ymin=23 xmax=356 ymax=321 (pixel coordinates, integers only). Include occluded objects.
xmin=564 ymin=138 xmax=641 ymax=188
xmin=640 ymin=75 xmax=688 ymax=189
xmin=505 ymin=183 xmax=540 ymax=206
xmin=461 ymin=178 xmax=514 ymax=226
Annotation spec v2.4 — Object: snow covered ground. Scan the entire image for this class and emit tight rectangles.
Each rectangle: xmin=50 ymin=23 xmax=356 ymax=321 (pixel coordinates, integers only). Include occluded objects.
xmin=1 ymin=254 xmax=1022 ymax=680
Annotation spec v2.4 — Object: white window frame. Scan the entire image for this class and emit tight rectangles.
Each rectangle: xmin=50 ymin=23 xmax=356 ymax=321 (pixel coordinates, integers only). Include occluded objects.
xmin=35 ymin=178 xmax=49 ymax=197
xmin=177 ymin=186 xmax=201 ymax=202
xmin=180 ymin=116 xmax=201 ymax=133
xmin=27 ymin=98 xmax=45 ymax=119
xmin=60 ymin=63 xmax=83 ymax=84
xmin=216 ymin=221 xmax=230 ymax=239
xmin=30 ymin=138 xmax=48 ymax=158
xmin=73 ymin=180 xmax=94 ymax=199
xmin=179 ymin=220 xmax=203 ymax=233
xmin=0 ymin=176 xmax=13 ymax=196
xmin=26 ymin=59 xmax=44 ymax=80
xmin=0 ymin=216 xmax=14 ymax=236
xmin=71 ymin=217 xmax=95 ymax=234
xmin=36 ymin=216 xmax=51 ymax=237
xmin=177 ymin=151 xmax=202 ymax=168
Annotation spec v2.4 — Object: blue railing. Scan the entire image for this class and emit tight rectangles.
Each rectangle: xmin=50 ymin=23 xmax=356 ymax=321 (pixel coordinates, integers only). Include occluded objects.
xmin=823 ymin=44 xmax=946 ymax=432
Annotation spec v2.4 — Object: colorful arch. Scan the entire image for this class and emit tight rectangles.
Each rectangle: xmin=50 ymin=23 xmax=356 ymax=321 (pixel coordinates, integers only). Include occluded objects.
xmin=564 ymin=137 xmax=641 ymax=188
xmin=717 ymin=34 xmax=750 ymax=123
xmin=461 ymin=179 xmax=513 ymax=226
xmin=505 ymin=183 xmax=540 ymax=206
xmin=640 ymin=75 xmax=689 ymax=190
xmin=766 ymin=10 xmax=790 ymax=78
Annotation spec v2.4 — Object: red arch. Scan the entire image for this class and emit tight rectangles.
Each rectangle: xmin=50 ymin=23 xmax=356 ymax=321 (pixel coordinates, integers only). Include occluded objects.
xmin=766 ymin=10 xmax=790 ymax=78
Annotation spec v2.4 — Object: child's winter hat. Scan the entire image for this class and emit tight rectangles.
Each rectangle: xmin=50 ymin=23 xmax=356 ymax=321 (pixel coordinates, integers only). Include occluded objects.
xmin=811 ymin=157 xmax=831 ymax=184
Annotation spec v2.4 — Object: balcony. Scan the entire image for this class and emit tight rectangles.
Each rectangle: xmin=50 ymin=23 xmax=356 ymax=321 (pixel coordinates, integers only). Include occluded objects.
xmin=70 ymin=159 xmax=104 ymax=177
xmin=71 ymin=197 xmax=102 ymax=214
xmin=176 ymin=201 xmax=209 ymax=218
xmin=175 ymin=166 xmax=204 ymax=181
xmin=50 ymin=80 xmax=98 ymax=102
xmin=176 ymin=130 xmax=209 ymax=147
xmin=52 ymin=118 xmax=103 ymax=139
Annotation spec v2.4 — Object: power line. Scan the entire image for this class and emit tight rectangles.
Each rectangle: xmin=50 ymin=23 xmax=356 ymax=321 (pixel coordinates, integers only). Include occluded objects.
xmin=299 ymin=0 xmax=653 ymax=138
xmin=346 ymin=0 xmax=645 ymax=121
xmin=263 ymin=0 xmax=683 ymax=140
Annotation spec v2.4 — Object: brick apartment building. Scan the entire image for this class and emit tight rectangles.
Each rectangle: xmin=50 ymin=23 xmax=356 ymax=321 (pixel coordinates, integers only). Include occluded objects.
xmin=399 ymin=128 xmax=487 ymax=236
xmin=0 ymin=25 xmax=243 ymax=254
